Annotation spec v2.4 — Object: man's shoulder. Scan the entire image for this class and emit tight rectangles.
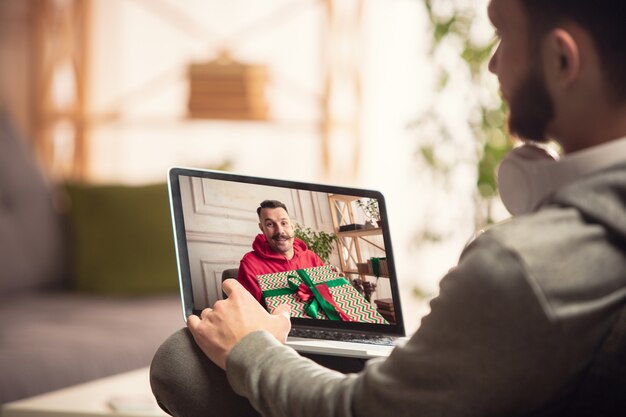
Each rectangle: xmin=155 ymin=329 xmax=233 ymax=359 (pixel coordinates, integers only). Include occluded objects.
xmin=240 ymin=250 xmax=257 ymax=262
xmin=292 ymin=240 xmax=323 ymax=263
xmin=478 ymin=206 xmax=626 ymax=324
xmin=485 ymin=206 xmax=583 ymax=252
xmin=239 ymin=250 xmax=265 ymax=268
xmin=484 ymin=203 xmax=619 ymax=268
xmin=302 ymin=248 xmax=322 ymax=260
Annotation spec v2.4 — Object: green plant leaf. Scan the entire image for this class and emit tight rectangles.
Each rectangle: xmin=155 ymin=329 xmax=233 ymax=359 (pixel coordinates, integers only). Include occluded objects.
xmin=293 ymin=224 xmax=337 ymax=264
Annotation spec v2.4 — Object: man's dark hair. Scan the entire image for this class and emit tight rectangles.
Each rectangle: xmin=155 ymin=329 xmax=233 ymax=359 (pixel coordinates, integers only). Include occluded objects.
xmin=257 ymin=200 xmax=288 ymax=218
xmin=520 ymin=0 xmax=626 ymax=104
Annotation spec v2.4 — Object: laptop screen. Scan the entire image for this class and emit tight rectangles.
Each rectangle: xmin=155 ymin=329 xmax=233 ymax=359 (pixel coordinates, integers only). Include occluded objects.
xmin=168 ymin=167 xmax=405 ymax=337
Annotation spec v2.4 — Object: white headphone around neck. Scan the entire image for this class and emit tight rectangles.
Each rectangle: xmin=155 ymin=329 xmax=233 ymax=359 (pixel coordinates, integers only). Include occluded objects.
xmin=497 ymin=137 xmax=626 ymax=216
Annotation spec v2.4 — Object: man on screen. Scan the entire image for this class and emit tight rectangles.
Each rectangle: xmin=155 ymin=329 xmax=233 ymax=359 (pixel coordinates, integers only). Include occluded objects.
xmin=237 ymin=200 xmax=324 ymax=302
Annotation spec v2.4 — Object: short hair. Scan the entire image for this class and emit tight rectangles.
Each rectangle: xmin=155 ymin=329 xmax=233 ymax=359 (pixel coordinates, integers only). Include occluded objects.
xmin=256 ymin=200 xmax=288 ymax=218
xmin=520 ymin=0 xmax=626 ymax=104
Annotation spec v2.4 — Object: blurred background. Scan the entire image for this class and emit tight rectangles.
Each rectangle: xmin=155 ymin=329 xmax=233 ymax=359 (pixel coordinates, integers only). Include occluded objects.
xmin=0 ymin=0 xmax=512 ymax=333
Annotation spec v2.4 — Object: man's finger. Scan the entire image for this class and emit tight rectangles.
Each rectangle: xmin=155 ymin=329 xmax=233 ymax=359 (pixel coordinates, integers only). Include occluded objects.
xmin=187 ymin=314 xmax=200 ymax=331
xmin=200 ymin=307 xmax=212 ymax=319
xmin=222 ymin=278 xmax=244 ymax=297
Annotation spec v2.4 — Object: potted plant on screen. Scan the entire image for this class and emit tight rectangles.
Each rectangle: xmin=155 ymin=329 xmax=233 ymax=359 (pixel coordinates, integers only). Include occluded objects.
xmin=293 ymin=224 xmax=338 ymax=264
xmin=357 ymin=198 xmax=381 ymax=228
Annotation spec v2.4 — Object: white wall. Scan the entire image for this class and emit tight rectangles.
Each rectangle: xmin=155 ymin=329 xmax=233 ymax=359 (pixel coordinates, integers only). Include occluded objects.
xmin=88 ymin=0 xmax=325 ymax=183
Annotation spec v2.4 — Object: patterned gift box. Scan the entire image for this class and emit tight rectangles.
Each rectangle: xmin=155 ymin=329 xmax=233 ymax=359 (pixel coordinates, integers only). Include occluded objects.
xmin=257 ymin=265 xmax=387 ymax=324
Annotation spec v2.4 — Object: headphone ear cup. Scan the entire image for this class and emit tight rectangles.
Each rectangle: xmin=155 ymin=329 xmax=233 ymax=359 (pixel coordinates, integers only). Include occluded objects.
xmin=497 ymin=145 xmax=558 ymax=216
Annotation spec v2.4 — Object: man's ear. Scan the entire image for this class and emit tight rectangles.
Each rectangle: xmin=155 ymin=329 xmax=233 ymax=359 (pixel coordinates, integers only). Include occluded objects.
xmin=258 ymin=222 xmax=263 ymax=232
xmin=545 ymin=28 xmax=581 ymax=87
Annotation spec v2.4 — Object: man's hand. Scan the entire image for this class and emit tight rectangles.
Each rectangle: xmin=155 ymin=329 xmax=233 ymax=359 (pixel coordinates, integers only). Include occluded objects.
xmin=187 ymin=279 xmax=292 ymax=370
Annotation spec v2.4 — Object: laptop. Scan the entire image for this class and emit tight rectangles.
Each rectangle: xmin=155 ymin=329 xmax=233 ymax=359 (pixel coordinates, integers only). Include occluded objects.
xmin=167 ymin=167 xmax=407 ymax=359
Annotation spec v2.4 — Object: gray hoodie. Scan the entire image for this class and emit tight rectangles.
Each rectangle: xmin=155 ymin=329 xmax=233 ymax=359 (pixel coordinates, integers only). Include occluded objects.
xmin=227 ymin=162 xmax=626 ymax=417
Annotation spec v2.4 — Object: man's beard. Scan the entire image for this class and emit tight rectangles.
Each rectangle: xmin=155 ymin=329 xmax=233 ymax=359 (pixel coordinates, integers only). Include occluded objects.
xmin=507 ymin=63 xmax=555 ymax=142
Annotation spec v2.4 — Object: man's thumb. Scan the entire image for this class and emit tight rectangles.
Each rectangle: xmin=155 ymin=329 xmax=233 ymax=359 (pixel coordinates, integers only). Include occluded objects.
xmin=273 ymin=304 xmax=292 ymax=319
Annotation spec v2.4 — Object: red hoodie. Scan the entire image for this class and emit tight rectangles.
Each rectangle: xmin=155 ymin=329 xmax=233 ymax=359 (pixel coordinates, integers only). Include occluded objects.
xmin=237 ymin=234 xmax=324 ymax=302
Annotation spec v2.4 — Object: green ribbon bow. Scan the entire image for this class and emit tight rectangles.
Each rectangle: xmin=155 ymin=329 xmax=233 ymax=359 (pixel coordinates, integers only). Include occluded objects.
xmin=262 ymin=269 xmax=347 ymax=320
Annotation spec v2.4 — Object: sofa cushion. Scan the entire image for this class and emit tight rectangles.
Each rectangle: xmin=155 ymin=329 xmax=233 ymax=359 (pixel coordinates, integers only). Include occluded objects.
xmin=0 ymin=112 xmax=67 ymax=292
xmin=65 ymin=182 xmax=179 ymax=294
xmin=0 ymin=292 xmax=183 ymax=403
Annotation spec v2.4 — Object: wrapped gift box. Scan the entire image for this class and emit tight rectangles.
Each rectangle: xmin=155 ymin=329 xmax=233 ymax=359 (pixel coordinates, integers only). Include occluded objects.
xmin=257 ymin=265 xmax=387 ymax=324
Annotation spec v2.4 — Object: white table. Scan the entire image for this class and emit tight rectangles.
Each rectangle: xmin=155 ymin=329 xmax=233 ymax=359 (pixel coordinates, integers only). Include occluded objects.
xmin=1 ymin=368 xmax=168 ymax=417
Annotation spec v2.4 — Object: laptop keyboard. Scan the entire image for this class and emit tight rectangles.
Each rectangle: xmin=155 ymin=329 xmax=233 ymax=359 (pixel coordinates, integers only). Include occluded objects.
xmin=289 ymin=328 xmax=398 ymax=346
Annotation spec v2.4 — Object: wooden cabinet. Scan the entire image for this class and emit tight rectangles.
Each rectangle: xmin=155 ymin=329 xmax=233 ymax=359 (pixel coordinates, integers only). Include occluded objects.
xmin=328 ymin=193 xmax=395 ymax=322
xmin=327 ymin=194 xmax=386 ymax=278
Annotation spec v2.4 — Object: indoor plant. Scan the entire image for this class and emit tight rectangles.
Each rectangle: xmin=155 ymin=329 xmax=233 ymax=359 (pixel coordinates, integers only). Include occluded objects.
xmin=356 ymin=198 xmax=381 ymax=227
xmin=293 ymin=224 xmax=338 ymax=264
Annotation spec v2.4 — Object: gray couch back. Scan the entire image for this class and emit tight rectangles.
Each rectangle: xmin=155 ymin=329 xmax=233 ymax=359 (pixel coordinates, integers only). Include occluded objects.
xmin=0 ymin=112 xmax=67 ymax=292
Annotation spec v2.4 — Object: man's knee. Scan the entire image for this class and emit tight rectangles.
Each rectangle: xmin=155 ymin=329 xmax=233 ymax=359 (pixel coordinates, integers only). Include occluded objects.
xmin=150 ymin=328 xmax=193 ymax=415
xmin=149 ymin=328 xmax=259 ymax=417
